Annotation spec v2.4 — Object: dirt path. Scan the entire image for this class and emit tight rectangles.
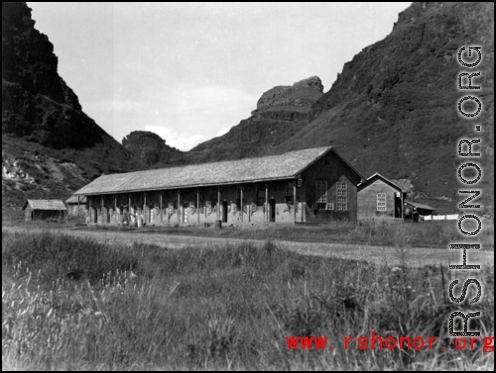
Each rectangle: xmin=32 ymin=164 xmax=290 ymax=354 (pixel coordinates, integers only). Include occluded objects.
xmin=3 ymin=226 xmax=494 ymax=267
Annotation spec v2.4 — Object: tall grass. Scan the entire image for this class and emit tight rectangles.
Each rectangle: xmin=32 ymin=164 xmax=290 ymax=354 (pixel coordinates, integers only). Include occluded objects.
xmin=2 ymin=230 xmax=494 ymax=370
xmin=81 ymin=219 xmax=495 ymax=250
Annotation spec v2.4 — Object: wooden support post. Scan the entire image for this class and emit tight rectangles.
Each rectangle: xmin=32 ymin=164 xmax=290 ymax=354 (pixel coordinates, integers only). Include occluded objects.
xmin=293 ymin=180 xmax=297 ymax=224
xmin=101 ymin=195 xmax=104 ymax=224
xmin=197 ymin=190 xmax=200 ymax=225
xmin=217 ymin=187 xmax=221 ymax=221
xmin=143 ymin=192 xmax=147 ymax=224
xmin=401 ymin=194 xmax=404 ymax=219
xmin=177 ymin=191 xmax=181 ymax=224
xmin=240 ymin=185 xmax=243 ymax=222
xmin=89 ymin=197 xmax=92 ymax=224
xmin=114 ymin=194 xmax=117 ymax=224
xmin=77 ymin=195 xmax=80 ymax=221
xmin=160 ymin=192 xmax=163 ymax=224
xmin=265 ymin=183 xmax=268 ymax=223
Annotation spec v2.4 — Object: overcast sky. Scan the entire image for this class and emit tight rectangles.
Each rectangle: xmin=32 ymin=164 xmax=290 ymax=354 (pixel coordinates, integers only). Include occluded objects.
xmin=29 ymin=2 xmax=411 ymax=151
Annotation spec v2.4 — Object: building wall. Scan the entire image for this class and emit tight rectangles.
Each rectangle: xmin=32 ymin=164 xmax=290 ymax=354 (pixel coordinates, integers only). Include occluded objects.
xmin=25 ymin=209 xmax=65 ymax=221
xmin=67 ymin=204 xmax=88 ymax=221
xmin=357 ymin=179 xmax=401 ymax=220
xmin=67 ymin=204 xmax=87 ymax=215
xmin=86 ymin=180 xmax=302 ymax=227
xmin=301 ymin=151 xmax=361 ymax=222
xmin=24 ymin=207 xmax=32 ymax=222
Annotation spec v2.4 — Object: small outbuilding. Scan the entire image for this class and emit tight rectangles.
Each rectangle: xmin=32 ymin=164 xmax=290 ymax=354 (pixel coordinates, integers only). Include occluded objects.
xmin=404 ymin=201 xmax=436 ymax=222
xmin=22 ymin=199 xmax=67 ymax=222
xmin=65 ymin=195 xmax=87 ymax=218
xmin=357 ymin=173 xmax=407 ymax=221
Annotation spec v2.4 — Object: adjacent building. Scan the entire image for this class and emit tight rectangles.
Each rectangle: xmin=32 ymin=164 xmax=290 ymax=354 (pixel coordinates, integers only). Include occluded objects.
xmin=65 ymin=195 xmax=88 ymax=218
xmin=357 ymin=173 xmax=407 ymax=221
xmin=22 ymin=199 xmax=67 ymax=222
xmin=73 ymin=146 xmax=365 ymax=226
xmin=404 ymin=201 xmax=437 ymax=220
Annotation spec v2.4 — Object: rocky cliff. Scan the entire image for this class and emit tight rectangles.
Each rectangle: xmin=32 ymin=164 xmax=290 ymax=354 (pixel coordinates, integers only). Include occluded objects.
xmin=2 ymin=2 xmax=141 ymax=211
xmin=188 ymin=76 xmax=324 ymax=162
xmin=278 ymin=2 xmax=494 ymax=212
xmin=3 ymin=2 xmax=494 ymax=215
xmin=189 ymin=2 xmax=495 ymax=212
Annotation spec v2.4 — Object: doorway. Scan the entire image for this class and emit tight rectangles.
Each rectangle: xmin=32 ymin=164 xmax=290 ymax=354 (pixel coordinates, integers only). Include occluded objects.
xmin=269 ymin=198 xmax=276 ymax=222
xmin=222 ymin=200 xmax=228 ymax=223
xmin=394 ymin=194 xmax=402 ymax=218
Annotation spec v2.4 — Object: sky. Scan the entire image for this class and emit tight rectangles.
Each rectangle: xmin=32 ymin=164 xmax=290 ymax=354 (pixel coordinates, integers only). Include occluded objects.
xmin=28 ymin=2 xmax=412 ymax=151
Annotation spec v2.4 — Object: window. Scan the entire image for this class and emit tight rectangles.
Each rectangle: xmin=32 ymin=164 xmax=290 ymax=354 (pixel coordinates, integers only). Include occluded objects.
xmin=285 ymin=182 xmax=294 ymax=205
xmin=336 ymin=182 xmax=347 ymax=210
xmin=377 ymin=193 xmax=387 ymax=211
xmin=316 ymin=181 xmax=327 ymax=203
xmin=315 ymin=181 xmax=328 ymax=210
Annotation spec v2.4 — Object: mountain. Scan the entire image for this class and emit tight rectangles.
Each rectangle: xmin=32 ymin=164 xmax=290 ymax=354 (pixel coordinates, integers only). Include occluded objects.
xmin=122 ymin=131 xmax=184 ymax=167
xmin=188 ymin=76 xmax=324 ymax=162
xmin=120 ymin=76 xmax=324 ymax=167
xmin=2 ymin=2 xmax=141 ymax=211
xmin=186 ymin=2 xmax=494 ymax=213
xmin=3 ymin=2 xmax=493 ymax=216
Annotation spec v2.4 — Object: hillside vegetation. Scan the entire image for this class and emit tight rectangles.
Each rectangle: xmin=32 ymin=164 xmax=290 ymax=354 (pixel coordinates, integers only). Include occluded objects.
xmin=2 ymin=2 xmax=141 ymax=210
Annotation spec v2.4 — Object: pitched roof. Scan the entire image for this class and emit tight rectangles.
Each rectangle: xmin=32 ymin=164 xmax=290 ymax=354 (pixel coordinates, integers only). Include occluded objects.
xmin=405 ymin=201 xmax=436 ymax=211
xmin=74 ymin=146 xmax=365 ymax=196
xmin=357 ymin=172 xmax=406 ymax=192
xmin=65 ymin=195 xmax=87 ymax=204
xmin=23 ymin=199 xmax=68 ymax=211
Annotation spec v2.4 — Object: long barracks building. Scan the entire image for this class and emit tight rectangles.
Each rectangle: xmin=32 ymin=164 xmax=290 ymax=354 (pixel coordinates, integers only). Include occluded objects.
xmin=73 ymin=146 xmax=365 ymax=226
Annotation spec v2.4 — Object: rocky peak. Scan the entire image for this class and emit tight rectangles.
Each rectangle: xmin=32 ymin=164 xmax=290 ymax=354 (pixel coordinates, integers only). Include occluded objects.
xmin=122 ymin=131 xmax=183 ymax=167
xmin=253 ymin=76 xmax=324 ymax=114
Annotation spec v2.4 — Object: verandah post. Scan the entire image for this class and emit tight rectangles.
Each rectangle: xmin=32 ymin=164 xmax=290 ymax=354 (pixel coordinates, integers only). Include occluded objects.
xmin=160 ymin=192 xmax=163 ymax=224
xmin=217 ymin=187 xmax=221 ymax=221
xmin=177 ymin=190 xmax=181 ymax=224
xmin=293 ymin=179 xmax=297 ymax=224
xmin=77 ymin=195 xmax=80 ymax=222
xmin=265 ymin=182 xmax=268 ymax=223
xmin=240 ymin=185 xmax=243 ymax=223
xmin=197 ymin=189 xmax=200 ymax=225
xmin=143 ymin=191 xmax=147 ymax=224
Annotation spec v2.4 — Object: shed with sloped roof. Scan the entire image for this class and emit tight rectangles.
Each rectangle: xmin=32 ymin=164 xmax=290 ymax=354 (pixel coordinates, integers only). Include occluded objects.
xmin=22 ymin=199 xmax=67 ymax=222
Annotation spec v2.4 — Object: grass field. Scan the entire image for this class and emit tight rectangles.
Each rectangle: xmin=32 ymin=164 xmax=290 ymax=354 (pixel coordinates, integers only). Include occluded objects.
xmin=2 ymin=229 xmax=494 ymax=370
xmin=2 ymin=207 xmax=495 ymax=251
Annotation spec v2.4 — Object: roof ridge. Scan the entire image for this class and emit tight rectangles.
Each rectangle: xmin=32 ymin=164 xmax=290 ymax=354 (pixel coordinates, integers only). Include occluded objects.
xmin=100 ymin=146 xmax=334 ymax=177
xmin=73 ymin=145 xmax=362 ymax=196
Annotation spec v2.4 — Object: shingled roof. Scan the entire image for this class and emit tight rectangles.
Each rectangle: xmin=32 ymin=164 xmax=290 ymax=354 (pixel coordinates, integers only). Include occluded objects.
xmin=357 ymin=172 xmax=406 ymax=192
xmin=74 ymin=146 xmax=364 ymax=196
xmin=405 ymin=201 xmax=436 ymax=211
xmin=22 ymin=199 xmax=67 ymax=211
